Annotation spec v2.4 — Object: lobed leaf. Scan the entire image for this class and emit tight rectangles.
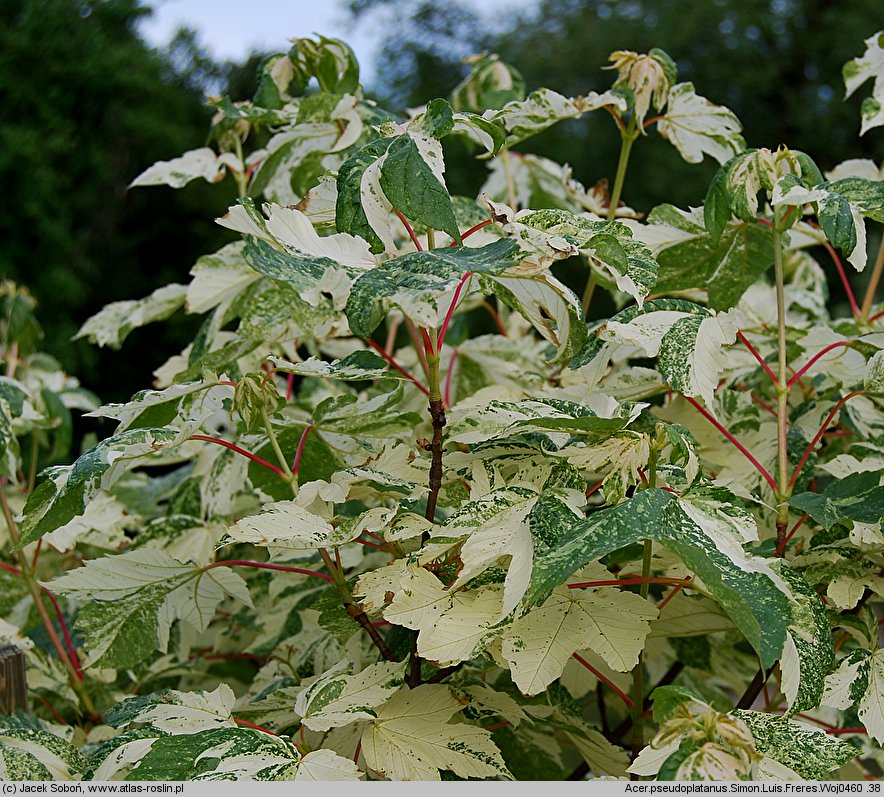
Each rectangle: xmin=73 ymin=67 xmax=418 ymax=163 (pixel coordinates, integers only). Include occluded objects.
xmin=527 ymin=488 xmax=793 ymax=669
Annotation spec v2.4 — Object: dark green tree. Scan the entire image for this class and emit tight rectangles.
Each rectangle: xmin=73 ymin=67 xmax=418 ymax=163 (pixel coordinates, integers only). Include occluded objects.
xmin=0 ymin=0 xmax=239 ymax=403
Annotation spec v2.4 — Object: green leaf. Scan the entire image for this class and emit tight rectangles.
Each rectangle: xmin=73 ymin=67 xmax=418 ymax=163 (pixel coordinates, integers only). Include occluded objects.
xmin=527 ymin=489 xmax=792 ymax=669
xmin=50 ymin=549 xmax=251 ymax=667
xmin=482 ymin=271 xmax=587 ymax=363
xmin=293 ymin=660 xmax=406 ymax=731
xmin=843 ymin=31 xmax=884 ymax=135
xmin=773 ymin=564 xmax=835 ymax=715
xmin=732 ymin=710 xmax=857 ymax=780
xmin=704 ymin=148 xmax=820 ymax=241
xmin=291 ymin=35 xmax=360 ymax=94
xmin=818 ymin=191 xmax=858 ymax=256
xmin=73 ymin=284 xmax=187 ymax=350
xmin=335 ymin=137 xmax=395 ymax=253
xmin=449 ymin=52 xmax=527 ymax=113
xmin=657 ymin=82 xmax=745 ymax=165
xmin=232 ymin=373 xmax=287 ymax=434
xmin=788 ymin=469 xmax=884 ymax=528
xmin=361 ymin=684 xmax=512 ymax=781
xmin=242 ymin=237 xmax=355 ymax=295
xmin=825 ymin=176 xmax=884 ymax=223
xmin=651 ymin=685 xmax=708 ymax=723
xmin=0 ymin=720 xmax=86 ymax=781
xmin=121 ymin=727 xmax=297 ymax=781
xmin=644 ymin=205 xmax=774 ymax=310
xmin=17 ymin=427 xmax=183 ymax=549
xmin=772 ymin=182 xmax=869 ymax=270
xmin=346 ymin=239 xmax=522 ymax=337
xmin=378 ymin=135 xmax=460 ymax=243
xmin=657 ymin=310 xmax=740 ymax=411
xmin=313 ymin=384 xmax=422 ymax=437
xmin=268 ymin=350 xmax=406 ymax=382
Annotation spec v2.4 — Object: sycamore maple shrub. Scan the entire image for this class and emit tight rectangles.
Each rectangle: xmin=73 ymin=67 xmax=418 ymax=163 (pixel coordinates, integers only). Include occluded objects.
xmin=3 ymin=30 xmax=884 ymax=782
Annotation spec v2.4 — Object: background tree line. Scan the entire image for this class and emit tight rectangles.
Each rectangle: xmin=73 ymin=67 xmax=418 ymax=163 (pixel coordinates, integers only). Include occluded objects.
xmin=2 ymin=0 xmax=882 ymax=416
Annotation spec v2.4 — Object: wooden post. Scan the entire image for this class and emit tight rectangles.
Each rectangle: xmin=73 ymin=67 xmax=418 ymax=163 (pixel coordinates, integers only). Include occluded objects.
xmin=0 ymin=644 xmax=27 ymax=713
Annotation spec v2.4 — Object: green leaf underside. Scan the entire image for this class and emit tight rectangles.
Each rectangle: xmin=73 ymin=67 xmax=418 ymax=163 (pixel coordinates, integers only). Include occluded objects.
xmin=527 ymin=488 xmax=792 ymax=668
xmin=788 ymin=469 xmax=884 ymax=528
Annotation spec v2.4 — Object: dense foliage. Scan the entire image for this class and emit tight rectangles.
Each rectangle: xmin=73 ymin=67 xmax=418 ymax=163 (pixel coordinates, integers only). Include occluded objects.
xmin=2 ymin=27 xmax=884 ymax=782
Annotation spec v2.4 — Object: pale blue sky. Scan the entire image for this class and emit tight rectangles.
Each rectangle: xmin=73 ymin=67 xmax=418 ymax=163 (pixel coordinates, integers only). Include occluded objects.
xmin=137 ymin=0 xmax=534 ymax=86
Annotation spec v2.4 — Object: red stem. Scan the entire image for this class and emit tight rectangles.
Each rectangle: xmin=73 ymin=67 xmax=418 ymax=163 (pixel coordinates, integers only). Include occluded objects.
xmin=604 ymin=106 xmax=626 ymax=134
xmin=786 ymin=390 xmax=864 ymax=493
xmin=190 ymin=435 xmax=288 ymax=479
xmin=787 ymin=341 xmax=853 ymax=388
xmin=355 ymin=537 xmax=390 ymax=552
xmin=451 ymin=219 xmax=493 ymax=245
xmin=438 ymin=272 xmax=473 ymax=350
xmin=0 ymin=559 xmax=23 ymax=575
xmin=737 ymin=331 xmax=779 ymax=386
xmin=286 ymin=372 xmax=295 ymax=402
xmin=826 ymin=727 xmax=868 ymax=736
xmin=41 ymin=588 xmax=83 ymax=680
xmin=210 ymin=560 xmax=334 ymax=583
xmin=30 ymin=539 xmax=42 ymax=570
xmin=481 ymin=301 xmax=508 ymax=336
xmin=657 ymin=576 xmax=693 ymax=610
xmin=750 ymin=393 xmax=777 ymax=418
xmin=0 ymin=562 xmax=83 ymax=679
xmin=37 ymin=694 xmax=68 ymax=725
xmin=394 ymin=209 xmax=423 ymax=251
xmin=572 ymin=652 xmax=633 ymax=709
xmin=586 ymin=480 xmax=604 ymax=497
xmin=774 ymin=513 xmax=809 ymax=557
xmin=869 ymin=309 xmax=884 ymax=323
xmin=365 ymin=339 xmax=430 ymax=396
xmin=683 ymin=395 xmax=779 ymax=493
xmin=291 ymin=425 xmax=314 ymax=476
xmin=822 ymin=239 xmax=860 ymax=318
xmin=419 ymin=327 xmax=435 ymax=358
xmin=235 ymin=717 xmax=278 ymax=736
